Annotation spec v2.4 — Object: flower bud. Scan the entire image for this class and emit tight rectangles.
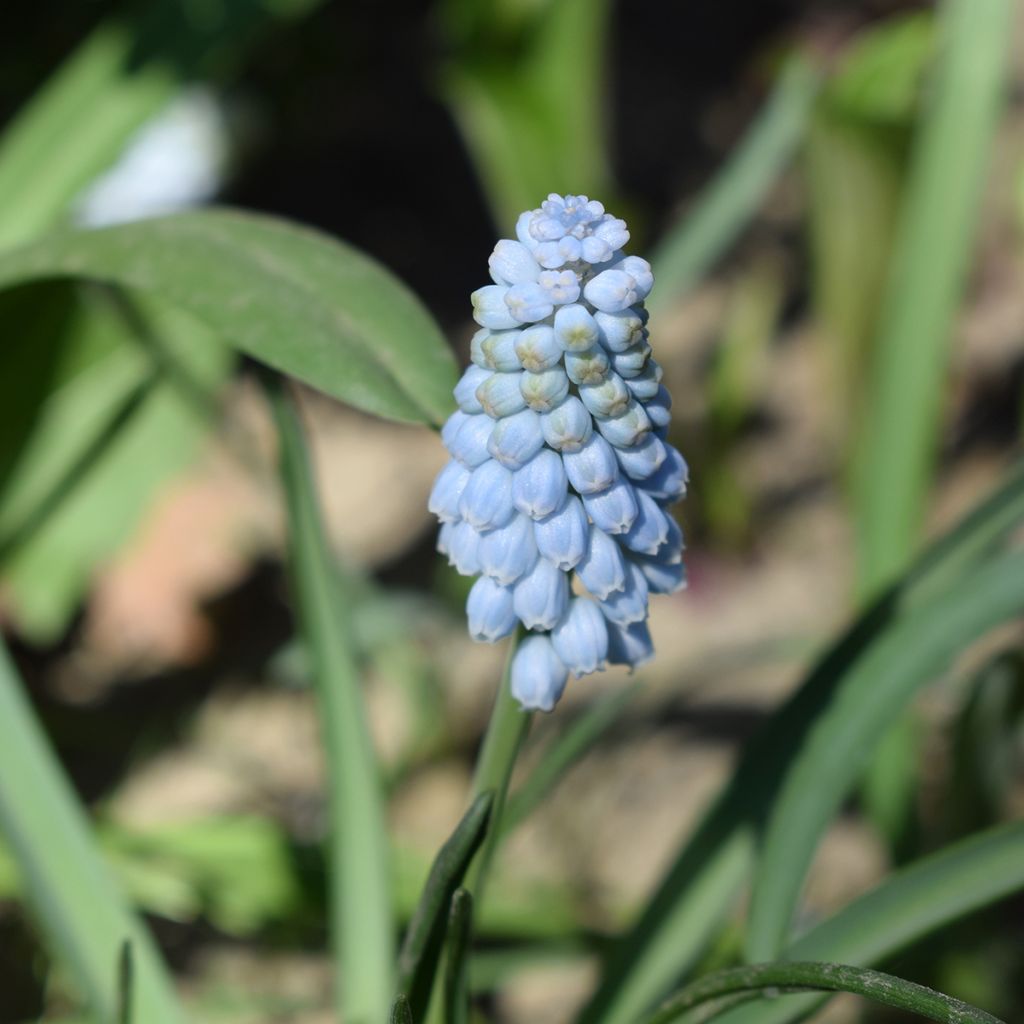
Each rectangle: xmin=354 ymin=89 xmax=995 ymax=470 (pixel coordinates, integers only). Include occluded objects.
xmin=513 ymin=557 xmax=570 ymax=631
xmin=512 ymin=448 xmax=568 ymax=519
xmin=533 ymin=495 xmax=589 ymax=570
xmin=467 ymin=576 xmax=518 ymax=642
xmin=510 ymin=635 xmax=569 ymax=712
xmin=459 ymin=459 xmax=515 ymax=531
xmin=552 ymin=597 xmax=609 ymax=676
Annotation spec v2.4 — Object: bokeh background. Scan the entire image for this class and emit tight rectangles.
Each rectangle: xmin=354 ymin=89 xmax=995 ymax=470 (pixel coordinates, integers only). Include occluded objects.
xmin=1 ymin=0 xmax=1023 ymax=1021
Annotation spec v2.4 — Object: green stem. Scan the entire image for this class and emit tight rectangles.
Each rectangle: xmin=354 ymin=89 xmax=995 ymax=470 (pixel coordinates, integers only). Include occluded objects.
xmin=464 ymin=631 xmax=531 ymax=905
xmin=645 ymin=962 xmax=1004 ymax=1024
xmin=263 ymin=375 xmax=393 ymax=1024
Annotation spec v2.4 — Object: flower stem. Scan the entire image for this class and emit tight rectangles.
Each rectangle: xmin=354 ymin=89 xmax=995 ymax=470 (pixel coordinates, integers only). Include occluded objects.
xmin=464 ymin=630 xmax=531 ymax=906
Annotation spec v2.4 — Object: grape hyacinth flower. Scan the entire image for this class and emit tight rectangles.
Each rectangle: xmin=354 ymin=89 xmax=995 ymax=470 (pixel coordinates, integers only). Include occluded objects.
xmin=430 ymin=194 xmax=687 ymax=712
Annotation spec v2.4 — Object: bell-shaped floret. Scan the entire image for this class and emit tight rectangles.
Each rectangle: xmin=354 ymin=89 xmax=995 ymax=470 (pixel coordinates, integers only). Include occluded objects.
xmin=599 ymin=561 xmax=649 ymax=626
xmin=554 ymin=303 xmax=600 ymax=352
xmin=454 ymin=364 xmax=491 ymax=413
xmin=564 ymin=346 xmax=610 ymax=385
xmin=520 ymin=367 xmax=569 ymax=412
xmin=515 ymin=324 xmax=563 ymax=371
xmin=624 ymin=360 xmax=662 ymax=401
xmin=512 ymin=448 xmax=568 ymax=520
xmin=488 ymin=408 xmax=545 ymax=469
xmin=640 ymin=444 xmax=688 ymax=502
xmin=644 ymin=385 xmax=672 ymax=429
xmin=459 ymin=459 xmax=515 ymax=531
xmin=488 ymin=239 xmax=542 ymax=285
xmin=615 ymin=434 xmax=667 ymax=480
xmin=594 ymin=308 xmax=645 ymax=352
xmin=620 ymin=488 xmax=671 ymax=555
xmin=575 ymin=526 xmax=626 ymax=599
xmin=613 ymin=256 xmax=654 ymax=298
xmin=472 ymin=285 xmax=519 ymax=329
xmin=467 ymin=576 xmax=518 ymax=642
xmin=610 ymin=340 xmax=651 ymax=378
xmin=579 ymin=373 xmax=631 ymax=418
xmin=635 ymin=552 xmax=687 ymax=594
xmin=478 ymin=512 xmax=538 ymax=585
xmin=478 ymin=330 xmax=524 ymax=372
xmin=513 ymin=557 xmax=569 ymax=630
xmin=428 ymin=460 xmax=471 ymax=523
xmin=510 ymin=635 xmax=569 ymax=712
xmin=552 ymin=597 xmax=609 ymax=676
xmin=606 ymin=619 xmax=655 ymax=667
xmin=540 ymin=396 xmax=593 ymax=452
xmin=477 ymin=371 xmax=526 ymax=418
xmin=562 ymin=433 xmax=619 ymax=494
xmin=448 ymin=413 xmax=493 ymax=468
xmin=505 ymin=282 xmax=554 ymax=323
xmin=584 ymin=269 xmax=639 ymax=313
xmin=534 ymin=495 xmax=589 ymax=570
xmin=447 ymin=520 xmax=482 ymax=576
xmin=582 ymin=478 xmax=639 ymax=535
xmin=595 ymin=400 xmax=651 ymax=448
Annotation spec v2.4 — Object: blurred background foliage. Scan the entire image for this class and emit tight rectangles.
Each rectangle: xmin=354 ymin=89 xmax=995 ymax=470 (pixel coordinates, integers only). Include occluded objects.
xmin=0 ymin=0 xmax=1022 ymax=1021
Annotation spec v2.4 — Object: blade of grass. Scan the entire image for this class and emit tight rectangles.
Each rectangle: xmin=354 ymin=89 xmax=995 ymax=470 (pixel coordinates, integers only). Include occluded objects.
xmin=0 ymin=369 xmax=157 ymax=565
xmin=578 ymin=462 xmax=1024 ymax=1024
xmin=503 ymin=686 xmax=636 ymax=834
xmin=649 ymin=56 xmax=820 ymax=311
xmin=390 ymin=995 xmax=414 ymax=1024
xmin=444 ymin=889 xmax=473 ymax=1024
xmin=853 ymin=0 xmax=1014 ymax=598
xmin=264 ymin=375 xmax=393 ymax=1024
xmin=700 ymin=823 xmax=1024 ymax=1023
xmin=646 ymin=962 xmax=1003 ymax=1024
xmin=117 ymin=940 xmax=134 ymax=1024
xmin=0 ymin=639 xmax=182 ymax=1023
xmin=395 ymin=795 xmax=492 ymax=1020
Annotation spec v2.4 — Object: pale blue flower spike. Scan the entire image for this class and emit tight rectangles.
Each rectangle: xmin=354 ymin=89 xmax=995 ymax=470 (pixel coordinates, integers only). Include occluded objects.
xmin=431 ymin=193 xmax=688 ymax=709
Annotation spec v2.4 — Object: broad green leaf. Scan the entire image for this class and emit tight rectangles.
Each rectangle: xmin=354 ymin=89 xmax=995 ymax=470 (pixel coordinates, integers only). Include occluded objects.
xmin=650 ymin=57 xmax=820 ymax=311
xmin=0 ymin=209 xmax=457 ymax=425
xmin=0 ymin=288 xmax=229 ymax=640
xmin=0 ymin=638 xmax=183 ymax=1024
xmin=745 ymin=550 xmax=1024 ymax=959
xmin=578 ymin=461 xmax=1024 ymax=1024
xmin=265 ymin=377 xmax=394 ymax=1023
xmin=396 ymin=794 xmax=493 ymax=1021
xmin=715 ymin=821 xmax=1024 ymax=1024
xmin=853 ymin=0 xmax=1014 ymax=598
xmin=646 ymin=961 xmax=1002 ymax=1024
xmin=440 ymin=0 xmax=612 ymax=231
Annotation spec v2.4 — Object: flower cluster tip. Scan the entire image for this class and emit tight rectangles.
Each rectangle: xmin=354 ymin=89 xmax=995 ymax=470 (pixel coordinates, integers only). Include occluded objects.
xmin=430 ymin=194 xmax=688 ymax=712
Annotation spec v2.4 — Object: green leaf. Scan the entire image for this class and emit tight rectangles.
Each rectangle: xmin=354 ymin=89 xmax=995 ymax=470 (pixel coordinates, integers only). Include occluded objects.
xmin=396 ymin=794 xmax=493 ymax=1021
xmin=266 ymin=377 xmax=394 ymax=1023
xmin=0 ymin=639 xmax=183 ymax=1023
xmin=745 ymin=550 xmax=1024 ymax=960
xmin=853 ymin=0 xmax=1014 ymax=597
xmin=649 ymin=56 xmax=820 ymax=311
xmin=578 ymin=462 xmax=1024 ymax=1024
xmin=0 ymin=288 xmax=230 ymax=640
xmin=444 ymin=889 xmax=473 ymax=1024
xmin=709 ymin=821 xmax=1024 ymax=1024
xmin=645 ymin=961 xmax=1003 ymax=1024
xmin=0 ymin=209 xmax=457 ymax=425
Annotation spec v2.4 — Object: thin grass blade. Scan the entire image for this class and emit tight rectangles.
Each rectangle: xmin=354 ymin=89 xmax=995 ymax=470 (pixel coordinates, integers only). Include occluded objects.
xmin=853 ymin=0 xmax=1014 ymax=597
xmin=0 ymin=640 xmax=182 ymax=1023
xmin=649 ymin=56 xmax=820 ymax=311
xmin=264 ymin=377 xmax=393 ymax=1024
xmin=646 ymin=962 xmax=1003 ymax=1024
